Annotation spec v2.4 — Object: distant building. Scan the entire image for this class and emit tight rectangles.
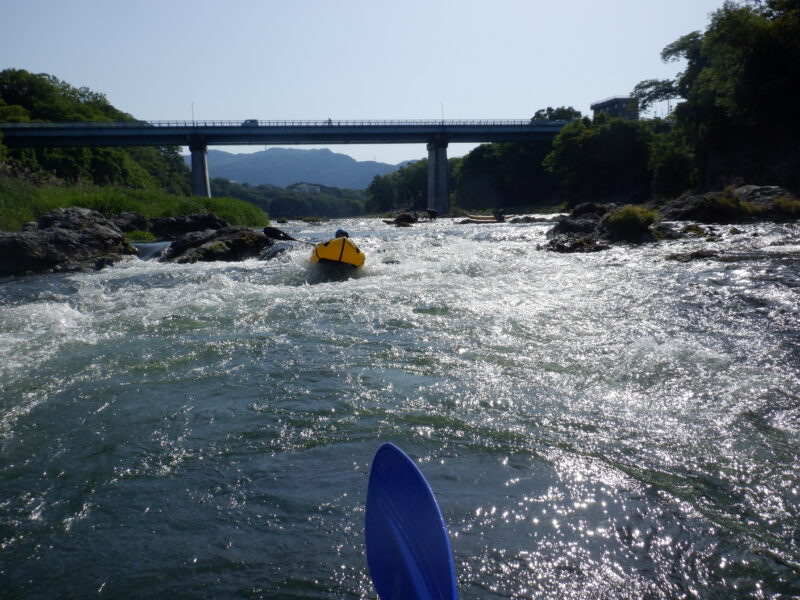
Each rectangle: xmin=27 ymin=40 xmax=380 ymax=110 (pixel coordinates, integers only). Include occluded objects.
xmin=590 ymin=96 xmax=639 ymax=120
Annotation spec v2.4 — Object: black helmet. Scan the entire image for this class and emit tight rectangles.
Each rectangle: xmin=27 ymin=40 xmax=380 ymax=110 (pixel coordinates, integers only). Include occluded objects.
xmin=335 ymin=229 xmax=349 ymax=238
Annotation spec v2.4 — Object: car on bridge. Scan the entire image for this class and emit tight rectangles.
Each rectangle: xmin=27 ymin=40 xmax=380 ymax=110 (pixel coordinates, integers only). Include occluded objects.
xmin=241 ymin=119 xmax=258 ymax=126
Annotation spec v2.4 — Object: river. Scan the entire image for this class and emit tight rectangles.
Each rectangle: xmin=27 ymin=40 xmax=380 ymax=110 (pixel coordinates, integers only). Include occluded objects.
xmin=1 ymin=217 xmax=799 ymax=599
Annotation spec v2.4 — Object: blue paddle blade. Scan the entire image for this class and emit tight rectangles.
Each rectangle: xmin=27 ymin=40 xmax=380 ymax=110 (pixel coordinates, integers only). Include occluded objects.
xmin=365 ymin=443 xmax=458 ymax=600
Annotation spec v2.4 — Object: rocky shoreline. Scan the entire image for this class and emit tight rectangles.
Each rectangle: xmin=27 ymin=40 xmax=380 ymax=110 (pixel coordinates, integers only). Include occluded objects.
xmin=0 ymin=208 xmax=285 ymax=278
xmin=543 ymin=184 xmax=799 ymax=254
xmin=1 ymin=185 xmax=797 ymax=278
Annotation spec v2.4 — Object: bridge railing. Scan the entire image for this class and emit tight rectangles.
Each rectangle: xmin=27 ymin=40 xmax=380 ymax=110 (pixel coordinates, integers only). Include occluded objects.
xmin=1 ymin=119 xmax=566 ymax=128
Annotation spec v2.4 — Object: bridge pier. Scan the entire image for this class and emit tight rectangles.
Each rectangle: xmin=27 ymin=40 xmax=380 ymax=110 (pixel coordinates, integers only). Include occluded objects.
xmin=189 ymin=142 xmax=211 ymax=197
xmin=427 ymin=140 xmax=449 ymax=215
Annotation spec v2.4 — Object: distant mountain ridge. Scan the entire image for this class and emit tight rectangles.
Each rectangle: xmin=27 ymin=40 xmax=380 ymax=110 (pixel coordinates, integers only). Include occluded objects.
xmin=184 ymin=147 xmax=406 ymax=189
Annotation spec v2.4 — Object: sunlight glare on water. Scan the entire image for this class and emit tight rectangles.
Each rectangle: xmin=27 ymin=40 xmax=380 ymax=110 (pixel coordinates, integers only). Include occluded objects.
xmin=1 ymin=218 xmax=799 ymax=598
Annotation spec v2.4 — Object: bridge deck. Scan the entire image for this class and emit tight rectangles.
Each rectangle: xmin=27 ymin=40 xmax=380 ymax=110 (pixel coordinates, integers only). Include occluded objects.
xmin=0 ymin=119 xmax=566 ymax=147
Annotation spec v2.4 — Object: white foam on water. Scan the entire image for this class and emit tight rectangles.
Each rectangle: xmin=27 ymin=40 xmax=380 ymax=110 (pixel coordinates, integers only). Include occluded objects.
xmin=1 ymin=217 xmax=798 ymax=598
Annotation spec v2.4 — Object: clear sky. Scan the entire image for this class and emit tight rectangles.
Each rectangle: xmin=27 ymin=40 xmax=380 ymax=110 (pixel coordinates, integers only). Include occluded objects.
xmin=2 ymin=0 xmax=725 ymax=165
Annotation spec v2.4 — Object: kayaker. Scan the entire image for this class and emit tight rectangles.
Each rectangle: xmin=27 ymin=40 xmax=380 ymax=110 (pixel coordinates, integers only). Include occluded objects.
xmin=310 ymin=229 xmax=365 ymax=268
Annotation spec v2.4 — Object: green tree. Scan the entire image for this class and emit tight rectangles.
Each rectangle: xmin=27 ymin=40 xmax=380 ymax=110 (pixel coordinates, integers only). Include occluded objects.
xmin=366 ymin=174 xmax=397 ymax=213
xmin=394 ymin=160 xmax=428 ymax=209
xmin=649 ymin=132 xmax=696 ymax=196
xmin=631 ymin=79 xmax=680 ymax=112
xmin=0 ymin=69 xmax=190 ymax=193
xmin=452 ymin=144 xmax=504 ymax=209
xmin=544 ymin=116 xmax=653 ymax=204
xmin=365 ymin=159 xmax=428 ymax=213
xmin=634 ymin=2 xmax=800 ymax=190
xmin=532 ymin=106 xmax=582 ymax=121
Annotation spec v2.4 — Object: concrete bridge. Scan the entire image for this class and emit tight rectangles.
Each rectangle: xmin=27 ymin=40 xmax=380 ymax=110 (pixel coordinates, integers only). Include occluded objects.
xmin=0 ymin=119 xmax=566 ymax=214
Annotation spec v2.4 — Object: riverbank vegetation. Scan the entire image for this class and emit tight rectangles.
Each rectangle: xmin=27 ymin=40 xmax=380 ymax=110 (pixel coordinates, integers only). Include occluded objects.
xmin=0 ymin=176 xmax=268 ymax=230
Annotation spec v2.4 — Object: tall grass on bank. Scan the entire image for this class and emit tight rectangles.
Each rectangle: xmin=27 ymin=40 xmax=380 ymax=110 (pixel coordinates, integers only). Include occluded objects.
xmin=0 ymin=178 xmax=270 ymax=231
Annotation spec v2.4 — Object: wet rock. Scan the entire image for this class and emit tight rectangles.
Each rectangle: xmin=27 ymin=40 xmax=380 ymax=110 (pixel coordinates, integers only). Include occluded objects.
xmin=384 ymin=212 xmax=419 ymax=226
xmin=263 ymin=226 xmax=297 ymax=241
xmin=544 ymin=203 xmax=662 ymax=251
xmin=732 ymin=185 xmax=799 ymax=221
xmin=544 ymin=235 xmax=610 ymax=253
xmin=659 ymin=192 xmax=735 ymax=223
xmin=680 ymin=223 xmax=710 ymax=237
xmin=651 ymin=223 xmax=683 ymax=240
xmin=161 ymin=226 xmax=274 ymax=264
xmin=394 ymin=212 xmax=417 ymax=225
xmin=544 ymin=203 xmax=613 ymax=253
xmin=111 ymin=211 xmax=149 ymax=233
xmin=732 ymin=184 xmax=791 ymax=205
xmin=0 ymin=207 xmax=136 ymax=277
xmin=509 ymin=215 xmax=551 ymax=223
xmin=659 ymin=185 xmax=799 ymax=223
xmin=150 ymin=214 xmax=229 ymax=240
xmin=665 ymin=249 xmax=721 ymax=262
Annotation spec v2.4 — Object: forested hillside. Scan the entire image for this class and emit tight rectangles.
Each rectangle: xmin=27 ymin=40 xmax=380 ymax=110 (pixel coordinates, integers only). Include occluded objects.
xmin=0 ymin=69 xmax=190 ymax=194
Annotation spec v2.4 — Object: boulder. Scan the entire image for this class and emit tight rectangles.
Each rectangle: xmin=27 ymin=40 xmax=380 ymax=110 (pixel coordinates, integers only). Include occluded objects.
xmin=732 ymin=185 xmax=799 ymax=220
xmin=733 ymin=184 xmax=791 ymax=206
xmin=544 ymin=203 xmax=660 ymax=251
xmin=543 ymin=235 xmax=610 ymax=253
xmin=659 ymin=192 xmax=735 ymax=223
xmin=659 ymin=185 xmax=798 ymax=223
xmin=665 ymin=249 xmax=721 ymax=262
xmin=509 ymin=215 xmax=551 ymax=223
xmin=160 ymin=226 xmax=274 ymax=263
xmin=394 ymin=212 xmax=417 ymax=224
xmin=650 ymin=223 xmax=683 ymax=240
xmin=544 ymin=204 xmax=612 ymax=253
xmin=548 ymin=215 xmax=600 ymax=235
xmin=0 ymin=207 xmax=136 ymax=277
xmin=111 ymin=211 xmax=149 ymax=233
xmin=150 ymin=214 xmax=229 ymax=239
xmin=263 ymin=226 xmax=297 ymax=241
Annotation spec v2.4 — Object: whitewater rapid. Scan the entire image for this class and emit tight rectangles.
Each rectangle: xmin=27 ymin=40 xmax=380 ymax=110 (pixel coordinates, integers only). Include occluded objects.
xmin=1 ymin=217 xmax=798 ymax=598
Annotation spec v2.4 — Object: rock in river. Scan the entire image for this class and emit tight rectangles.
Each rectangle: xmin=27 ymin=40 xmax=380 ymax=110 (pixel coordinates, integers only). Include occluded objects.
xmin=544 ymin=203 xmax=614 ymax=253
xmin=149 ymin=214 xmax=229 ymax=239
xmin=160 ymin=226 xmax=274 ymax=263
xmin=0 ymin=207 xmax=136 ymax=277
xmin=658 ymin=185 xmax=798 ymax=223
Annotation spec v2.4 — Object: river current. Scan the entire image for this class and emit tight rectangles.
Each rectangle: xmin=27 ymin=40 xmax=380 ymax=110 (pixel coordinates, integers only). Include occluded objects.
xmin=1 ymin=217 xmax=799 ymax=599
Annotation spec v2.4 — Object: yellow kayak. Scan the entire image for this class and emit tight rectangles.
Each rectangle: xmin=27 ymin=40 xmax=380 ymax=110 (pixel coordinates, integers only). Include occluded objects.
xmin=310 ymin=237 xmax=365 ymax=268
